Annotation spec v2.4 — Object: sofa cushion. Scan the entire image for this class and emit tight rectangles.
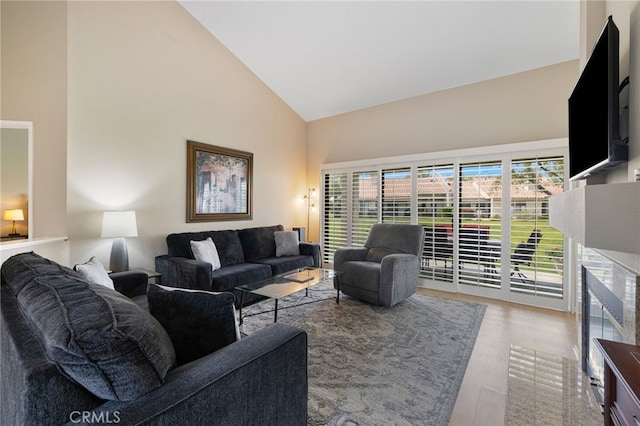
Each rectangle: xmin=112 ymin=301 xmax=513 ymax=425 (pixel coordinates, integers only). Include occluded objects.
xmin=14 ymin=263 xmax=176 ymax=401
xmin=190 ymin=237 xmax=221 ymax=271
xmin=252 ymin=256 xmax=316 ymax=276
xmin=166 ymin=230 xmax=245 ymax=266
xmin=238 ymin=225 xmax=283 ymax=261
xmin=274 ymin=231 xmax=300 ymax=257
xmin=166 ymin=231 xmax=207 ymax=258
xmin=73 ymin=256 xmax=115 ymax=290
xmin=210 ymin=263 xmax=272 ymax=292
xmin=2 ymin=251 xmax=73 ymax=296
xmin=206 ymin=230 xmax=245 ymax=266
xmin=148 ymin=284 xmax=240 ymax=365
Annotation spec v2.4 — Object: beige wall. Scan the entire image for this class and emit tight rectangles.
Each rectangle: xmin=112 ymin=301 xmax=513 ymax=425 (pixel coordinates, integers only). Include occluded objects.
xmin=1 ymin=1 xmax=68 ymax=245
xmin=2 ymin=0 xmax=637 ymax=266
xmin=66 ymin=1 xmax=307 ymax=270
xmin=0 ymin=128 xmax=29 ymax=236
xmin=306 ymin=60 xmax=578 ymax=241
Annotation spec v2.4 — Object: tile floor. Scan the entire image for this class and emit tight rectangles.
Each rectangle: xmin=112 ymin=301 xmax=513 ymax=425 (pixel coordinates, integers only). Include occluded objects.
xmin=417 ymin=288 xmax=604 ymax=425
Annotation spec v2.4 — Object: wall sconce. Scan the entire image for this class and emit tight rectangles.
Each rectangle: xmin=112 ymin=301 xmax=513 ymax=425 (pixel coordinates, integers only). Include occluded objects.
xmin=101 ymin=211 xmax=138 ymax=272
xmin=303 ymin=188 xmax=316 ymax=241
xmin=3 ymin=209 xmax=24 ymax=236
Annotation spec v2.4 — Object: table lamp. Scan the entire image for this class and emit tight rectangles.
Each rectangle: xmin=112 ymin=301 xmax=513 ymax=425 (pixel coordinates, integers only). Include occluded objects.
xmin=4 ymin=209 xmax=24 ymax=236
xmin=101 ymin=211 xmax=138 ymax=272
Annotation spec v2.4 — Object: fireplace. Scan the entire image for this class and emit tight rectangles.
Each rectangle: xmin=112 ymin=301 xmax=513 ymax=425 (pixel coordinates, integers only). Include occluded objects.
xmin=580 ymin=248 xmax=640 ymax=402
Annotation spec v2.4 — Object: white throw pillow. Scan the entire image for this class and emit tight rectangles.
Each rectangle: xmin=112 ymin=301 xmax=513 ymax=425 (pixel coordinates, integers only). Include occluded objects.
xmin=274 ymin=231 xmax=300 ymax=257
xmin=74 ymin=256 xmax=115 ymax=290
xmin=190 ymin=237 xmax=222 ymax=271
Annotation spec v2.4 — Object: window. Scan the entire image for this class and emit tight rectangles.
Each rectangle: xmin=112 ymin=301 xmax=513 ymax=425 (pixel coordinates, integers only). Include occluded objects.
xmin=458 ymin=161 xmax=502 ymax=289
xmin=320 ymin=142 xmax=567 ymax=308
xmin=382 ymin=167 xmax=411 ymax=223
xmin=352 ymin=171 xmax=378 ymax=246
xmin=509 ymin=156 xmax=564 ymax=298
xmin=417 ymin=164 xmax=454 ymax=282
xmin=322 ymin=172 xmax=348 ymax=264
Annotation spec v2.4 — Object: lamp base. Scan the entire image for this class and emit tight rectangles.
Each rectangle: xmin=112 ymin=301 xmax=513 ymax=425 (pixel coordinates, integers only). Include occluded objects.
xmin=8 ymin=233 xmax=20 ymax=237
xmin=109 ymin=237 xmax=129 ymax=273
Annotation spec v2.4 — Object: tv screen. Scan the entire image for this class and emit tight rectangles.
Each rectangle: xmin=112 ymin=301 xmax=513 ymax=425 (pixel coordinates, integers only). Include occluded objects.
xmin=568 ymin=16 xmax=626 ymax=180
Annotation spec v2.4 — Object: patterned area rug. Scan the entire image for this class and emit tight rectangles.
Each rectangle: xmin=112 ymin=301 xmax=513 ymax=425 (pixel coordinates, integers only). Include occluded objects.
xmin=505 ymin=346 xmax=603 ymax=425
xmin=239 ymin=281 xmax=486 ymax=426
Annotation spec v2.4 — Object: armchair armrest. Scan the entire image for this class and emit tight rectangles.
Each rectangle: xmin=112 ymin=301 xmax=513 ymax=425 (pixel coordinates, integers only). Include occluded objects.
xmin=155 ymin=255 xmax=213 ymax=291
xmin=299 ymin=242 xmax=321 ymax=267
xmin=67 ymin=323 xmax=308 ymax=426
xmin=333 ymin=247 xmax=369 ymax=270
xmin=379 ymin=253 xmax=420 ymax=307
xmin=110 ymin=270 xmax=148 ymax=299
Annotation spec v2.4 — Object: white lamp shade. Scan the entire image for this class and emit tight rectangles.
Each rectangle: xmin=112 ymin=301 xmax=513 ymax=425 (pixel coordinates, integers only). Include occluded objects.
xmin=101 ymin=211 xmax=138 ymax=238
xmin=3 ymin=209 xmax=24 ymax=221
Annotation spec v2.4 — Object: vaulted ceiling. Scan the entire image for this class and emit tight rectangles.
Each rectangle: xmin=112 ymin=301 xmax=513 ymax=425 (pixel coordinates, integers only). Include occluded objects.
xmin=179 ymin=1 xmax=580 ymax=121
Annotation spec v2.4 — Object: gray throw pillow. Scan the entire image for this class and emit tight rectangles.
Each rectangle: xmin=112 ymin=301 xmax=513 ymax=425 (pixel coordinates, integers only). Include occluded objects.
xmin=148 ymin=284 xmax=240 ymax=365
xmin=74 ymin=256 xmax=114 ymax=290
xmin=17 ymin=274 xmax=176 ymax=401
xmin=190 ymin=237 xmax=222 ymax=271
xmin=275 ymin=231 xmax=300 ymax=257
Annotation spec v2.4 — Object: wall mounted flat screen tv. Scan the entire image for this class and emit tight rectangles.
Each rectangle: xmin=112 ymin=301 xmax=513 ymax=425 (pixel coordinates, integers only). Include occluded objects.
xmin=568 ymin=15 xmax=628 ymax=181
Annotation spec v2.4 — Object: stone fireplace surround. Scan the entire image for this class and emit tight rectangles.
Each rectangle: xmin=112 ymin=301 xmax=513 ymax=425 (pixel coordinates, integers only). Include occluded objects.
xmin=579 ymin=247 xmax=640 ymax=401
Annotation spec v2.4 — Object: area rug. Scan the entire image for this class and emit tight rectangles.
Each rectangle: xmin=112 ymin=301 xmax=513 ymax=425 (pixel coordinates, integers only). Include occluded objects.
xmin=505 ymin=346 xmax=603 ymax=426
xmin=239 ymin=282 xmax=486 ymax=426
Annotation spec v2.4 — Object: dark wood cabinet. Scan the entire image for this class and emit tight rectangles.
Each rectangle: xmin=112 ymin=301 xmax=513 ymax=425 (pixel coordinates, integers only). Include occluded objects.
xmin=595 ymin=339 xmax=640 ymax=426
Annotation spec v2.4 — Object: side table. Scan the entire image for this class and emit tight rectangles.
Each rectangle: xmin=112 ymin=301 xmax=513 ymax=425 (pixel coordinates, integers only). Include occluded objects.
xmin=132 ymin=268 xmax=162 ymax=284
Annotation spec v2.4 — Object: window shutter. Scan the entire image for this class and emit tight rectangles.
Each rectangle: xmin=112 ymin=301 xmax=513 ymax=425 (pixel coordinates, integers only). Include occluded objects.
xmin=509 ymin=156 xmax=564 ymax=298
xmin=352 ymin=171 xmax=378 ymax=246
xmin=322 ymin=172 xmax=348 ymax=264
xmin=382 ymin=167 xmax=411 ymax=223
xmin=417 ymin=164 xmax=455 ymax=282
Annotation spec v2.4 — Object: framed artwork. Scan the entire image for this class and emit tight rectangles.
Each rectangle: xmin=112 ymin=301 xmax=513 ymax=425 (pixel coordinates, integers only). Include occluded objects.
xmin=187 ymin=140 xmax=253 ymax=222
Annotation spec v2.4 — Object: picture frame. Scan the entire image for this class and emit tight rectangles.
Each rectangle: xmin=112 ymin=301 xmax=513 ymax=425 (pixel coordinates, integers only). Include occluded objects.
xmin=187 ymin=140 xmax=253 ymax=222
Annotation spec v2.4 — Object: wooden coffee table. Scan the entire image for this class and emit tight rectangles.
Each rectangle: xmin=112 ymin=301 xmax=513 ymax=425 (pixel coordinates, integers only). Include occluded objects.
xmin=235 ymin=267 xmax=339 ymax=324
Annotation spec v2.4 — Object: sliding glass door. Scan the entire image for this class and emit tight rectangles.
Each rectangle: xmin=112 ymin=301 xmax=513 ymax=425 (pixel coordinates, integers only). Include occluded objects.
xmin=457 ymin=161 xmax=503 ymax=292
xmin=321 ymin=146 xmax=567 ymax=309
xmin=509 ymin=156 xmax=565 ymax=301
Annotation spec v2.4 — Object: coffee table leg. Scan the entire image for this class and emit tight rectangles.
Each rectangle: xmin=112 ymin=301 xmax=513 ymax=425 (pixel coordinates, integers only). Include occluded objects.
xmin=238 ymin=292 xmax=244 ymax=325
xmin=274 ymin=299 xmax=278 ymax=322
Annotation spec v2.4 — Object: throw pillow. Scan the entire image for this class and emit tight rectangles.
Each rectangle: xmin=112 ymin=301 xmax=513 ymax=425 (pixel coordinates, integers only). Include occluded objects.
xmin=147 ymin=284 xmax=240 ymax=365
xmin=190 ymin=237 xmax=222 ymax=271
xmin=274 ymin=231 xmax=300 ymax=257
xmin=16 ymin=272 xmax=176 ymax=401
xmin=74 ymin=256 xmax=115 ymax=290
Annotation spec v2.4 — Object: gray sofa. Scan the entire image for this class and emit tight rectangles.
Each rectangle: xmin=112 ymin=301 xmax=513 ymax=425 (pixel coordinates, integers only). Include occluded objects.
xmin=1 ymin=252 xmax=308 ymax=425
xmin=155 ymin=224 xmax=320 ymax=306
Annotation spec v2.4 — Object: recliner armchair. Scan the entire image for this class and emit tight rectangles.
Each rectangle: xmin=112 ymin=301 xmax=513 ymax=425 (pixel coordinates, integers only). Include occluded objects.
xmin=333 ymin=223 xmax=425 ymax=307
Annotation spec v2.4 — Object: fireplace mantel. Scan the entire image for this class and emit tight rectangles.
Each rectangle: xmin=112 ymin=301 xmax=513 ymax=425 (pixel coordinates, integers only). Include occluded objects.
xmin=549 ymin=182 xmax=640 ymax=254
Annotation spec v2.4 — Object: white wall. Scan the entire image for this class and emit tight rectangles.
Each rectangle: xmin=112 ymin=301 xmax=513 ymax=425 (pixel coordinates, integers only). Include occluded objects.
xmin=67 ymin=1 xmax=308 ymax=270
xmin=306 ymin=60 xmax=578 ymax=241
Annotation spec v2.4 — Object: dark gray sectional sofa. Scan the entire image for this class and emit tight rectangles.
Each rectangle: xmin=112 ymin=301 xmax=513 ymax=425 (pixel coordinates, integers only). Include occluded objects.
xmin=1 ymin=252 xmax=308 ymax=425
xmin=155 ymin=224 xmax=321 ymax=306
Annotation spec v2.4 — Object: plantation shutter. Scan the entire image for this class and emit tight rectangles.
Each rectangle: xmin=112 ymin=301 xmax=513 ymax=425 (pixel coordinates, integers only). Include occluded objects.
xmin=352 ymin=171 xmax=378 ymax=246
xmin=322 ymin=172 xmax=348 ymax=264
xmin=381 ymin=167 xmax=411 ymax=223
xmin=458 ymin=161 xmax=502 ymax=289
xmin=418 ymin=164 xmax=455 ymax=282
xmin=509 ymin=156 xmax=564 ymax=298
